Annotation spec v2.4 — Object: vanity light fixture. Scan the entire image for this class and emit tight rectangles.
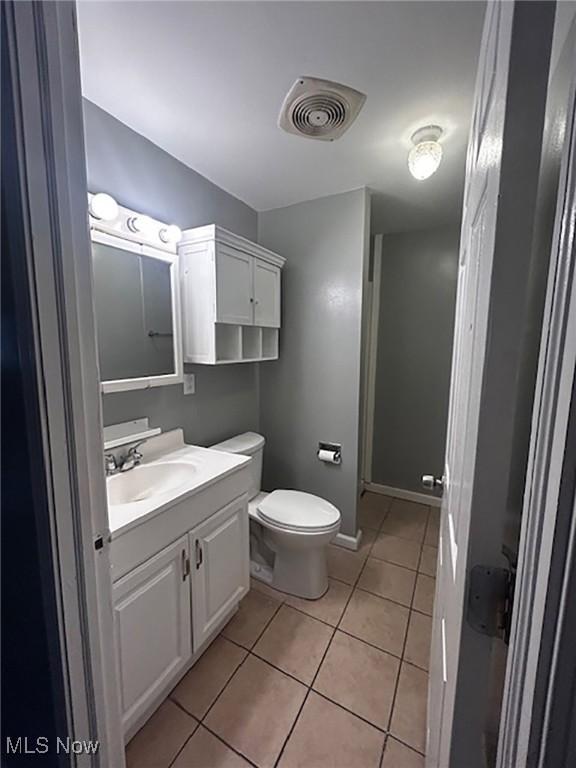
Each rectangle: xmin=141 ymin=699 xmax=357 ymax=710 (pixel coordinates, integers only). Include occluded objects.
xmin=159 ymin=224 xmax=182 ymax=245
xmin=89 ymin=192 xmax=119 ymax=221
xmin=408 ymin=125 xmax=443 ymax=181
xmin=127 ymin=214 xmax=156 ymax=237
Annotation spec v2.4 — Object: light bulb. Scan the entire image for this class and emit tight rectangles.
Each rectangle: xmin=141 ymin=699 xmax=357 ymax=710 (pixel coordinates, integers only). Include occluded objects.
xmin=408 ymin=125 xmax=443 ymax=181
xmin=159 ymin=224 xmax=182 ymax=244
xmin=408 ymin=140 xmax=443 ymax=180
xmin=127 ymin=215 xmax=156 ymax=236
xmin=89 ymin=192 xmax=119 ymax=221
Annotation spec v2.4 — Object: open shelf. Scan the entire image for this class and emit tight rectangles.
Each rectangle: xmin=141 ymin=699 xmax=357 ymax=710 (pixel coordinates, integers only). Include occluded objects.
xmin=262 ymin=328 xmax=279 ymax=359
xmin=209 ymin=324 xmax=279 ymax=364
xmin=242 ymin=327 xmax=262 ymax=360
xmin=215 ymin=324 xmax=241 ymax=362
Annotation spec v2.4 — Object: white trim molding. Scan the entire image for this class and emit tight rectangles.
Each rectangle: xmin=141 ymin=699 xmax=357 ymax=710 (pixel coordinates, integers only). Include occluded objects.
xmin=90 ymin=227 xmax=183 ymax=394
xmin=5 ymin=3 xmax=125 ymax=764
xmin=497 ymin=38 xmax=576 ymax=768
xmin=361 ymin=234 xmax=383 ymax=485
xmin=181 ymin=223 xmax=286 ymax=268
xmin=333 ymin=529 xmax=363 ymax=552
xmin=364 ymin=482 xmax=442 ymax=508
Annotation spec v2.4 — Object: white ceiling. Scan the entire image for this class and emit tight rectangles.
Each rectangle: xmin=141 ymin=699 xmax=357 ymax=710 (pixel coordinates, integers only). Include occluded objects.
xmin=77 ymin=1 xmax=485 ymax=231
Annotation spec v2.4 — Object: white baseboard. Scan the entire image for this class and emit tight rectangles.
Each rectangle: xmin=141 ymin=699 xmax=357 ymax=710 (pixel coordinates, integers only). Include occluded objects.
xmin=333 ymin=529 xmax=363 ymax=551
xmin=364 ymin=482 xmax=442 ymax=508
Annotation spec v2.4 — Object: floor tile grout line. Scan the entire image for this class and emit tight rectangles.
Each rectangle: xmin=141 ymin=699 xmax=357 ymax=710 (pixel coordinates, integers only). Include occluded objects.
xmin=166 ymin=726 xmax=198 ymax=768
xmin=354 ymin=582 xmax=417 ymax=611
xmin=384 ymin=733 xmax=427 ymax=759
xmin=201 ymin=597 xmax=284 ymax=726
xmin=246 ymin=645 xmax=324 ymax=689
xmin=272 ymin=688 xmax=312 ymax=768
xmin=168 ymin=646 xmax=247 ymax=721
xmin=379 ymin=733 xmax=390 ymax=768
xmin=271 ymin=517 xmax=390 ymax=767
xmin=198 ymin=721 xmax=261 ymax=767
xmin=384 ymin=529 xmax=428 ymax=746
xmin=165 ymin=708 xmax=260 ymax=768
xmin=310 ymin=688 xmax=390 ymax=736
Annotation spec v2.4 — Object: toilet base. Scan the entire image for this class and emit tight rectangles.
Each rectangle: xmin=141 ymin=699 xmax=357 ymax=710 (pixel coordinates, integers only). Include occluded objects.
xmin=250 ymin=560 xmax=273 ymax=585
xmin=248 ymin=496 xmax=338 ymax=601
xmin=271 ymin=545 xmax=329 ymax=600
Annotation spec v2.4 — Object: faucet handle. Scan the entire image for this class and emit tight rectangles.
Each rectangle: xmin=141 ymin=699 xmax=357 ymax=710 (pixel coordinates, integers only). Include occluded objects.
xmin=104 ymin=453 xmax=118 ymax=475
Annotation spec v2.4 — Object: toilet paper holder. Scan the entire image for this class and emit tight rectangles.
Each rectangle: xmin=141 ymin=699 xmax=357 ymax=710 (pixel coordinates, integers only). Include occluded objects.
xmin=317 ymin=442 xmax=342 ymax=465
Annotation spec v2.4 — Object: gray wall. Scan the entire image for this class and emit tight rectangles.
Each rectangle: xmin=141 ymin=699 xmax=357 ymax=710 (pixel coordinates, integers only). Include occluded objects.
xmin=372 ymin=226 xmax=459 ymax=493
xmin=83 ymin=100 xmax=260 ymax=445
xmin=258 ymin=190 xmax=370 ymax=536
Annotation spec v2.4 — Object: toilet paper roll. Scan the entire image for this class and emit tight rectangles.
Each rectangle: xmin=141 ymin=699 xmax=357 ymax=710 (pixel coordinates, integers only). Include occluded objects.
xmin=318 ymin=449 xmax=338 ymax=463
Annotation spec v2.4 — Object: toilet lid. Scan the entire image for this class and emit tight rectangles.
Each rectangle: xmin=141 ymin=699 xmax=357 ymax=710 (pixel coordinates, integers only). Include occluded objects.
xmin=257 ymin=490 xmax=340 ymax=532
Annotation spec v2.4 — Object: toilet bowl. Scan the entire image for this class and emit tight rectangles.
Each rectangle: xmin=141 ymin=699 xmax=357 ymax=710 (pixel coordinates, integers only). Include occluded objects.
xmin=210 ymin=433 xmax=341 ymax=599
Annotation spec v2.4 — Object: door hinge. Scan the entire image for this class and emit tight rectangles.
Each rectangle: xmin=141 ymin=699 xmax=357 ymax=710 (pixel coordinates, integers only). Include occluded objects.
xmin=466 ymin=548 xmax=516 ymax=643
xmin=195 ymin=540 xmax=203 ymax=569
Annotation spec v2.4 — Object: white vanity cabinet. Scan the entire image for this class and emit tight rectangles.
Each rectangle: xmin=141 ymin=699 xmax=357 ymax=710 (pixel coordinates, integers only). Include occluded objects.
xmin=191 ymin=497 xmax=249 ymax=650
xmin=111 ymin=487 xmax=250 ymax=738
xmin=112 ymin=536 xmax=192 ymax=735
xmin=180 ymin=225 xmax=285 ymax=364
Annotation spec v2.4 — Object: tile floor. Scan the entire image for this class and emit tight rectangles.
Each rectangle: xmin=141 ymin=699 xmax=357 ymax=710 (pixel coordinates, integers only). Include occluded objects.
xmin=126 ymin=493 xmax=439 ymax=768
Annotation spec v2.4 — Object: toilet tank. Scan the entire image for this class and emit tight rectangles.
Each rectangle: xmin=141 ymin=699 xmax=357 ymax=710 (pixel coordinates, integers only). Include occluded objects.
xmin=210 ymin=432 xmax=265 ymax=501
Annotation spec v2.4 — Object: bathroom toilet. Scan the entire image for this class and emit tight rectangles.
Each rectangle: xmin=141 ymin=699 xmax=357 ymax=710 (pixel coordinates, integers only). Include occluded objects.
xmin=211 ymin=432 xmax=341 ymax=599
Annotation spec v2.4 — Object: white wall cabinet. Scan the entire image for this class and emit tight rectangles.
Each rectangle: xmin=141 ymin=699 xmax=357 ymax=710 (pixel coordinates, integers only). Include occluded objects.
xmin=112 ymin=495 xmax=248 ymax=736
xmin=253 ymin=257 xmax=281 ymax=327
xmin=191 ymin=497 xmax=249 ymax=650
xmin=113 ymin=536 xmax=192 ymax=735
xmin=180 ymin=225 xmax=285 ymax=364
xmin=215 ymin=244 xmax=254 ymax=325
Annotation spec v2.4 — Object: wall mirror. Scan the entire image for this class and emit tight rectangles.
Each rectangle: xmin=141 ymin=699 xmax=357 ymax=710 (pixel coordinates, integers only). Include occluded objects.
xmin=91 ymin=229 xmax=183 ymax=393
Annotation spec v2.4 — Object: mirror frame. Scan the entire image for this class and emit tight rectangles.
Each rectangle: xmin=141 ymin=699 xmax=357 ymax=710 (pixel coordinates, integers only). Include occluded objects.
xmin=91 ymin=229 xmax=183 ymax=393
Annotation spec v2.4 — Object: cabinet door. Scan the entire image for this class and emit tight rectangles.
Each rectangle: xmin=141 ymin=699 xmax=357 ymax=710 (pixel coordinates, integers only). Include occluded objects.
xmin=215 ymin=244 xmax=253 ymax=325
xmin=253 ymin=258 xmax=281 ymax=328
xmin=191 ymin=497 xmax=249 ymax=651
xmin=113 ymin=536 xmax=191 ymax=733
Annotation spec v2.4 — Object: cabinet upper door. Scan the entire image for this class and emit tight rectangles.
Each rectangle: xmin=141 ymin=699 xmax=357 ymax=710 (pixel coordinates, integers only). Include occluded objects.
xmin=215 ymin=244 xmax=253 ymax=325
xmin=113 ymin=536 xmax=191 ymax=735
xmin=191 ymin=496 xmax=249 ymax=651
xmin=253 ymin=258 xmax=281 ymax=328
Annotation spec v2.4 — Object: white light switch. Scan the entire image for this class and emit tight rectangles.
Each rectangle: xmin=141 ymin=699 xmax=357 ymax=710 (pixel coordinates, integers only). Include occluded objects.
xmin=183 ymin=374 xmax=195 ymax=395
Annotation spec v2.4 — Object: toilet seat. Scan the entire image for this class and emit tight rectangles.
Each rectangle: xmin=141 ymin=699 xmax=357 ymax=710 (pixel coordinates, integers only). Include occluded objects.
xmin=257 ymin=490 xmax=340 ymax=533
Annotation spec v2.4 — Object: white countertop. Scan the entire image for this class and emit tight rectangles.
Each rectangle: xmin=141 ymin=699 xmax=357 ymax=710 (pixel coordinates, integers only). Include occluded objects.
xmin=107 ymin=430 xmax=250 ymax=538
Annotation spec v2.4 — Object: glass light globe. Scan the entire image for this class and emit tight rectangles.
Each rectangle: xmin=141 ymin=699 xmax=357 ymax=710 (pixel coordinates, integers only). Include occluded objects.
xmin=89 ymin=192 xmax=119 ymax=221
xmin=159 ymin=224 xmax=182 ymax=244
xmin=408 ymin=140 xmax=443 ymax=180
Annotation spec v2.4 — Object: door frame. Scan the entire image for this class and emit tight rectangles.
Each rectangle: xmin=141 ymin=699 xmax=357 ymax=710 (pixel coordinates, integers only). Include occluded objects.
xmin=4 ymin=2 xmax=124 ymax=765
xmin=6 ymin=2 xmax=576 ymax=767
xmin=498 ymin=37 xmax=576 ymax=767
xmin=361 ymin=233 xmax=383 ymax=486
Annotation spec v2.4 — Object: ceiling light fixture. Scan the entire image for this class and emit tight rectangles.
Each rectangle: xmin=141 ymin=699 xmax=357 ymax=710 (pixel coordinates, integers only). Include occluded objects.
xmin=159 ymin=224 xmax=182 ymax=245
xmin=89 ymin=192 xmax=119 ymax=221
xmin=408 ymin=125 xmax=443 ymax=181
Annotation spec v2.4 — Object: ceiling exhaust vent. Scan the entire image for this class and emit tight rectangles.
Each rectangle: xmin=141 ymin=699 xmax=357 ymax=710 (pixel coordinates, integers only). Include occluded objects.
xmin=279 ymin=76 xmax=366 ymax=141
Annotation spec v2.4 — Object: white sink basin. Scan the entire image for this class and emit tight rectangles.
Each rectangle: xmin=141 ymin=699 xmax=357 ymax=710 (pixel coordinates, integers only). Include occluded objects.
xmin=107 ymin=462 xmax=195 ymax=506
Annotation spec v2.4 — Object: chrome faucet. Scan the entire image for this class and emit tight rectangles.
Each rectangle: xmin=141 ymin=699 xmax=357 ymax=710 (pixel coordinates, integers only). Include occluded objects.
xmin=104 ymin=439 xmax=147 ymax=476
xmin=119 ymin=442 xmax=146 ymax=472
